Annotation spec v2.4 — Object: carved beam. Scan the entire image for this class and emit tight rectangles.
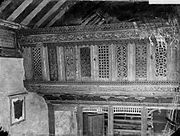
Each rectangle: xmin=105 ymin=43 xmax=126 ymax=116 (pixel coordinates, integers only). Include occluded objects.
xmin=21 ymin=0 xmax=51 ymax=26
xmin=7 ymin=0 xmax=33 ymax=21
xmin=0 ymin=19 xmax=28 ymax=29
xmin=34 ymin=0 xmax=66 ymax=28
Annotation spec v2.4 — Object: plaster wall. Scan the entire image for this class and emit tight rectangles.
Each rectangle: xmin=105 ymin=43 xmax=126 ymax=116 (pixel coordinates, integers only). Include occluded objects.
xmin=0 ymin=57 xmax=49 ymax=136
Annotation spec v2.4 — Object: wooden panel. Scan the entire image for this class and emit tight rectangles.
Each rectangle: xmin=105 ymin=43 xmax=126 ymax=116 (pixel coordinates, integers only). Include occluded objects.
xmin=7 ymin=0 xmax=33 ymax=21
xmin=41 ymin=46 xmax=50 ymax=81
xmin=57 ymin=46 xmax=65 ymax=81
xmin=128 ymin=42 xmax=135 ymax=81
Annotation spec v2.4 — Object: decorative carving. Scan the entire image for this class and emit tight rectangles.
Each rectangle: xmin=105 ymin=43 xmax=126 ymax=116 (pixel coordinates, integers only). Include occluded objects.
xmin=31 ymin=46 xmax=42 ymax=80
xmin=116 ymin=43 xmax=128 ymax=80
xmin=48 ymin=45 xmax=58 ymax=81
xmin=64 ymin=46 xmax=76 ymax=80
xmin=135 ymin=40 xmax=147 ymax=80
xmin=80 ymin=47 xmax=91 ymax=78
xmin=155 ymin=40 xmax=167 ymax=78
xmin=98 ymin=45 xmax=110 ymax=79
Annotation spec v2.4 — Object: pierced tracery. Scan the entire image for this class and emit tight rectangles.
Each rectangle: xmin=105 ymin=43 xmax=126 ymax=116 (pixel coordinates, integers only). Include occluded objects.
xmin=155 ymin=41 xmax=167 ymax=77
xmin=31 ymin=46 xmax=42 ymax=80
xmin=64 ymin=46 xmax=76 ymax=80
xmin=48 ymin=46 xmax=58 ymax=81
xmin=135 ymin=41 xmax=147 ymax=80
xmin=98 ymin=45 xmax=110 ymax=79
xmin=80 ymin=47 xmax=91 ymax=78
xmin=116 ymin=44 xmax=128 ymax=80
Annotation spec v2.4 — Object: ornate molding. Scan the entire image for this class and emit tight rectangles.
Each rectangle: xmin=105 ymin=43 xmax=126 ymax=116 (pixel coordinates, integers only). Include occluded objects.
xmin=18 ymin=21 xmax=177 ymax=45
xmin=24 ymin=81 xmax=180 ymax=97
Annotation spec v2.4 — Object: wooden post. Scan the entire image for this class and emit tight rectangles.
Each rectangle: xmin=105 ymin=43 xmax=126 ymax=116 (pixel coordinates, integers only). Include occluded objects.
xmin=47 ymin=103 xmax=55 ymax=136
xmin=22 ymin=47 xmax=33 ymax=80
xmin=141 ymin=107 xmax=148 ymax=136
xmin=77 ymin=106 xmax=83 ymax=136
xmin=108 ymin=106 xmax=113 ymax=136
xmin=91 ymin=45 xmax=98 ymax=80
xmin=76 ymin=45 xmax=81 ymax=81
xmin=147 ymin=43 xmax=152 ymax=80
xmin=111 ymin=43 xmax=116 ymax=81
xmin=56 ymin=46 xmax=65 ymax=81
xmin=128 ymin=43 xmax=135 ymax=81
xmin=41 ymin=45 xmax=50 ymax=81
xmin=167 ymin=44 xmax=172 ymax=80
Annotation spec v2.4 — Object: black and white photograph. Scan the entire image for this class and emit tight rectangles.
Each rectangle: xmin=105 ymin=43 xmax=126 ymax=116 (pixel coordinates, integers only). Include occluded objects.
xmin=0 ymin=0 xmax=180 ymax=136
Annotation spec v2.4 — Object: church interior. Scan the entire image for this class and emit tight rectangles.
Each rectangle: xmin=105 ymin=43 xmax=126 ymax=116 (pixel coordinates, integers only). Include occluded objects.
xmin=0 ymin=0 xmax=180 ymax=136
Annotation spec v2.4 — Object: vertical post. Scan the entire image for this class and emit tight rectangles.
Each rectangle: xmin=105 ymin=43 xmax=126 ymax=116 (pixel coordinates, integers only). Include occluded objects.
xmin=111 ymin=43 xmax=116 ymax=81
xmin=141 ymin=107 xmax=148 ymax=136
xmin=128 ymin=43 xmax=135 ymax=81
xmin=108 ymin=106 xmax=113 ymax=136
xmin=57 ymin=46 xmax=65 ymax=81
xmin=91 ymin=45 xmax=98 ymax=80
xmin=76 ymin=45 xmax=81 ymax=81
xmin=167 ymin=45 xmax=172 ymax=80
xmin=47 ymin=103 xmax=55 ymax=136
xmin=77 ymin=106 xmax=83 ymax=136
xmin=22 ymin=47 xmax=33 ymax=80
xmin=41 ymin=45 xmax=50 ymax=81
xmin=147 ymin=43 xmax=152 ymax=80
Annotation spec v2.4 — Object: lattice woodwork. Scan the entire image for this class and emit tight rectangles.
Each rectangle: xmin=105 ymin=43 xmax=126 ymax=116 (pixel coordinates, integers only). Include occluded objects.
xmin=48 ymin=46 xmax=58 ymax=81
xmin=135 ymin=42 xmax=147 ymax=80
xmin=155 ymin=41 xmax=167 ymax=77
xmin=31 ymin=46 xmax=42 ymax=80
xmin=80 ymin=47 xmax=91 ymax=78
xmin=98 ymin=45 xmax=110 ymax=79
xmin=83 ymin=107 xmax=108 ymax=113
xmin=113 ymin=106 xmax=141 ymax=114
xmin=64 ymin=46 xmax=76 ymax=80
xmin=116 ymin=44 xmax=128 ymax=80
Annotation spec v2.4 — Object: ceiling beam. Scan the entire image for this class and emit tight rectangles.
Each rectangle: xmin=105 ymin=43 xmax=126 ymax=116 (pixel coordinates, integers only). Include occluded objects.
xmin=0 ymin=0 xmax=12 ymax=13
xmin=7 ymin=0 xmax=33 ymax=21
xmin=21 ymin=0 xmax=51 ymax=26
xmin=46 ymin=1 xmax=77 ymax=27
xmin=34 ymin=0 xmax=66 ymax=28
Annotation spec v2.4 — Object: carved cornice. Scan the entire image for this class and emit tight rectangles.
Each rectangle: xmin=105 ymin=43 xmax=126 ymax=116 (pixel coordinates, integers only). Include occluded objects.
xmin=24 ymin=81 xmax=180 ymax=97
xmin=18 ymin=21 xmax=177 ymax=45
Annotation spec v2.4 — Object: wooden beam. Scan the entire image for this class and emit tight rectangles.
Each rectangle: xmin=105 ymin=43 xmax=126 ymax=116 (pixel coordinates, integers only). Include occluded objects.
xmin=141 ymin=107 xmax=148 ymax=136
xmin=7 ymin=0 xmax=33 ymax=21
xmin=0 ymin=0 xmax=12 ymax=13
xmin=46 ymin=1 xmax=73 ymax=27
xmin=34 ymin=0 xmax=66 ymax=28
xmin=21 ymin=0 xmax=51 ymax=25
xmin=108 ymin=106 xmax=114 ymax=136
xmin=77 ymin=106 xmax=83 ymax=136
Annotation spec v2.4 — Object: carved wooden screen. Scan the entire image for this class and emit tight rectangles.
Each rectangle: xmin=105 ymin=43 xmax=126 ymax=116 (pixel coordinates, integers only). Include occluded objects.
xmin=155 ymin=41 xmax=167 ymax=78
xmin=31 ymin=46 xmax=42 ymax=80
xmin=64 ymin=46 xmax=76 ymax=80
xmin=116 ymin=43 xmax=128 ymax=80
xmin=48 ymin=45 xmax=58 ymax=81
xmin=98 ymin=45 xmax=110 ymax=79
xmin=135 ymin=40 xmax=147 ymax=80
xmin=80 ymin=47 xmax=91 ymax=78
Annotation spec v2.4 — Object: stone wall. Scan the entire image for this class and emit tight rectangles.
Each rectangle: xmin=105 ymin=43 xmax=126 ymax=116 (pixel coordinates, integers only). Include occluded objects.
xmin=0 ymin=57 xmax=49 ymax=136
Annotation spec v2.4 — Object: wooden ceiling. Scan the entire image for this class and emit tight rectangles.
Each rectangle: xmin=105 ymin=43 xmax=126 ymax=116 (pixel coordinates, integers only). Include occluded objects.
xmin=0 ymin=0 xmax=179 ymax=28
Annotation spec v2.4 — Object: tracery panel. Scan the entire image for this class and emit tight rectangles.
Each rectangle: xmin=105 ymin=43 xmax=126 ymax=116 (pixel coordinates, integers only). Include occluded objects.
xmin=48 ymin=45 xmax=58 ymax=81
xmin=80 ymin=47 xmax=91 ymax=78
xmin=31 ymin=46 xmax=42 ymax=80
xmin=98 ymin=45 xmax=110 ymax=79
xmin=116 ymin=43 xmax=128 ymax=80
xmin=135 ymin=41 xmax=147 ymax=80
xmin=155 ymin=41 xmax=167 ymax=78
xmin=64 ymin=46 xmax=76 ymax=80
